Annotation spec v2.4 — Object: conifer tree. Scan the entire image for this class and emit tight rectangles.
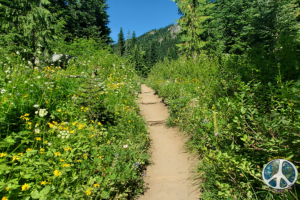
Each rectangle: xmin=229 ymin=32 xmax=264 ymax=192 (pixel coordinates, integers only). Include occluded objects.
xmin=117 ymin=27 xmax=125 ymax=56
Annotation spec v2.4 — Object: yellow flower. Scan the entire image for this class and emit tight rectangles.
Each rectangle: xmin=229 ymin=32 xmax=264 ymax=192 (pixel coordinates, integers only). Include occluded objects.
xmin=2 ymin=197 xmax=8 ymax=200
xmin=90 ymin=134 xmax=94 ymax=138
xmin=36 ymin=137 xmax=41 ymax=141
xmin=21 ymin=183 xmax=30 ymax=191
xmin=41 ymin=181 xmax=47 ymax=185
xmin=86 ymin=188 xmax=92 ymax=196
xmin=76 ymin=160 xmax=82 ymax=162
xmin=70 ymin=130 xmax=75 ymax=134
xmin=43 ymin=140 xmax=48 ymax=144
xmin=91 ymin=120 xmax=94 ymax=123
xmin=64 ymin=147 xmax=72 ymax=151
xmin=46 ymin=101 xmax=49 ymax=104
xmin=54 ymin=152 xmax=60 ymax=157
xmin=62 ymin=163 xmax=70 ymax=168
xmin=5 ymin=188 xmax=9 ymax=191
xmin=107 ymin=140 xmax=110 ymax=144
xmin=24 ymin=94 xmax=28 ymax=98
xmin=26 ymin=148 xmax=32 ymax=152
xmin=93 ymin=183 xmax=100 ymax=188
xmin=83 ymin=153 xmax=87 ymax=159
xmin=57 ymin=109 xmax=62 ymax=112
xmin=212 ymin=106 xmax=215 ymax=109
xmin=54 ymin=169 xmax=61 ymax=177
xmin=98 ymin=155 xmax=102 ymax=159
xmin=60 ymin=159 xmax=65 ymax=162
xmin=12 ymin=156 xmax=20 ymax=161
xmin=0 ymin=153 xmax=7 ymax=157
xmin=64 ymin=111 xmax=67 ymax=114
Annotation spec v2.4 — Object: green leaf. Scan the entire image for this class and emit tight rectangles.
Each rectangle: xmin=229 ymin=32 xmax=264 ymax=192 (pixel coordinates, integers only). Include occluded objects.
xmin=101 ymin=191 xmax=110 ymax=198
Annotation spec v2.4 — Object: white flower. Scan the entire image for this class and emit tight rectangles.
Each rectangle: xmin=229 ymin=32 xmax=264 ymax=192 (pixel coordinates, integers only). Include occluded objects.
xmin=16 ymin=51 xmax=20 ymax=55
xmin=48 ymin=142 xmax=51 ymax=146
xmin=24 ymin=81 xmax=27 ymax=83
xmin=84 ymin=119 xmax=87 ymax=121
xmin=35 ymin=111 xmax=38 ymax=114
xmin=22 ymin=58 xmax=25 ymax=61
xmin=5 ymin=70 xmax=10 ymax=73
xmin=24 ymin=49 xmax=27 ymax=52
xmin=62 ymin=136 xmax=65 ymax=139
xmin=37 ymin=76 xmax=41 ymax=79
xmin=57 ymin=134 xmax=61 ymax=138
xmin=66 ymin=135 xmax=69 ymax=139
xmin=38 ymin=109 xmax=48 ymax=117
xmin=6 ymin=75 xmax=9 ymax=78
xmin=1 ymin=89 xmax=6 ymax=94
xmin=123 ymin=144 xmax=128 ymax=148
xmin=35 ymin=129 xmax=40 ymax=133
xmin=25 ymin=66 xmax=29 ymax=68
xmin=127 ymin=139 xmax=129 ymax=141
xmin=11 ymin=102 xmax=14 ymax=105
xmin=8 ymin=81 xmax=12 ymax=84
xmin=34 ymin=104 xmax=39 ymax=108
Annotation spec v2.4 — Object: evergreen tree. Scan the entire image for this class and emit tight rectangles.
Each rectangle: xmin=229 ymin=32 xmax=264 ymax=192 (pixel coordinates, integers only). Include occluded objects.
xmin=0 ymin=0 xmax=56 ymax=67
xmin=117 ymin=27 xmax=125 ymax=56
xmin=124 ymin=30 xmax=131 ymax=58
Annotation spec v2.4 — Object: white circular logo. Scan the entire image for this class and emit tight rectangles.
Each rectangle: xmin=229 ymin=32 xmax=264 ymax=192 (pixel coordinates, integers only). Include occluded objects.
xmin=262 ymin=159 xmax=298 ymax=189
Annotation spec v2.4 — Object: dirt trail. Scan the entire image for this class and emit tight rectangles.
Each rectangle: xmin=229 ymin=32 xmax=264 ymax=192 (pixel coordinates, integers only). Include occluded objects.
xmin=136 ymin=84 xmax=201 ymax=200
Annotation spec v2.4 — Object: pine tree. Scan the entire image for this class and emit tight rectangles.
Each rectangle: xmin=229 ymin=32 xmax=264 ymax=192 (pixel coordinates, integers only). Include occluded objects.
xmin=117 ymin=27 xmax=125 ymax=56
xmin=0 ymin=0 xmax=56 ymax=68
xmin=124 ymin=30 xmax=131 ymax=58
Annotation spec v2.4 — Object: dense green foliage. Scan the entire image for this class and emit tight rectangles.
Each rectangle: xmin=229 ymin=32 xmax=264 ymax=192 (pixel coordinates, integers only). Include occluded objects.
xmin=0 ymin=39 xmax=150 ymax=199
xmin=144 ymin=0 xmax=300 ymax=199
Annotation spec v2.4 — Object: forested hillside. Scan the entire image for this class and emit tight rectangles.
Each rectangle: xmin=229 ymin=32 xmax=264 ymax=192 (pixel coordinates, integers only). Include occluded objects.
xmin=111 ymin=23 xmax=182 ymax=77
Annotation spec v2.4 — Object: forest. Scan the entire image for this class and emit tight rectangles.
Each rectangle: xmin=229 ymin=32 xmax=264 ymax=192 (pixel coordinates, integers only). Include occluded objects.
xmin=0 ymin=0 xmax=300 ymax=199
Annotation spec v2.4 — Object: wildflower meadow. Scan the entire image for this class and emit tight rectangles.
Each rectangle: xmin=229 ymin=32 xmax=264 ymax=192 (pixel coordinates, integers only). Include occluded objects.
xmin=0 ymin=40 xmax=150 ymax=199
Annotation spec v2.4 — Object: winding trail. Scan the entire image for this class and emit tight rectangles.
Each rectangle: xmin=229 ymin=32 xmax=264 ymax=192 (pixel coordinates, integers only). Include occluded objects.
xmin=136 ymin=84 xmax=201 ymax=200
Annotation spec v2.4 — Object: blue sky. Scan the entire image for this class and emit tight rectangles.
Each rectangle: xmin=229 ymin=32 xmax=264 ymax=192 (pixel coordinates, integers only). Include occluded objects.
xmin=106 ymin=0 xmax=182 ymax=44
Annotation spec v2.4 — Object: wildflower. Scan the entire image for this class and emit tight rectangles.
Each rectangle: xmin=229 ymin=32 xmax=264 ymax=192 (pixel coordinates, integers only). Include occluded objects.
xmin=43 ymin=140 xmax=48 ymax=144
xmin=37 ymin=76 xmax=41 ymax=79
xmin=34 ymin=104 xmax=39 ymax=108
xmin=38 ymin=109 xmax=48 ymax=117
xmin=57 ymin=109 xmax=61 ymax=112
xmin=12 ymin=156 xmax=20 ymax=161
xmin=41 ymin=181 xmax=47 ymax=185
xmin=1 ymin=89 xmax=6 ymax=94
xmin=48 ymin=142 xmax=51 ymax=146
xmin=90 ymin=134 xmax=94 ymax=138
xmin=18 ymin=153 xmax=23 ymax=156
xmin=36 ymin=137 xmax=41 ymax=141
xmin=86 ymin=188 xmax=92 ymax=196
xmin=40 ymin=148 xmax=45 ymax=153
xmin=5 ymin=188 xmax=9 ymax=191
xmin=2 ymin=197 xmax=8 ymax=200
xmin=77 ymin=160 xmax=82 ymax=162
xmin=21 ymin=183 xmax=30 ymax=191
xmin=16 ymin=51 xmax=20 ymax=55
xmin=203 ymin=119 xmax=207 ymax=124
xmin=54 ymin=169 xmax=61 ymax=177
xmin=0 ymin=153 xmax=7 ymax=157
xmin=107 ymin=140 xmax=110 ymax=144
xmin=93 ymin=183 xmax=100 ymax=188
xmin=123 ymin=144 xmax=128 ymax=148
xmin=98 ymin=122 xmax=102 ymax=125
xmin=54 ymin=152 xmax=60 ymax=157
xmin=70 ymin=130 xmax=75 ymax=134
xmin=64 ymin=147 xmax=72 ymax=151
xmin=26 ymin=148 xmax=32 ymax=152
xmin=35 ymin=129 xmax=40 ymax=134
xmin=98 ymin=155 xmax=102 ymax=159
xmin=24 ymin=94 xmax=28 ymax=98
xmin=62 ymin=163 xmax=70 ymax=168
xmin=83 ymin=153 xmax=87 ymax=159
xmin=215 ymin=132 xmax=219 ymax=136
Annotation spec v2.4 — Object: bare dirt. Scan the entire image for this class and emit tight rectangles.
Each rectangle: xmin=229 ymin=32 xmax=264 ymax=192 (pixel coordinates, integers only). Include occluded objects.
xmin=136 ymin=84 xmax=201 ymax=200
